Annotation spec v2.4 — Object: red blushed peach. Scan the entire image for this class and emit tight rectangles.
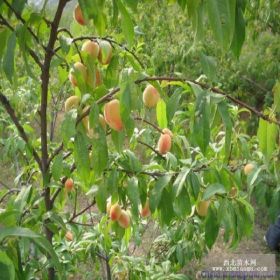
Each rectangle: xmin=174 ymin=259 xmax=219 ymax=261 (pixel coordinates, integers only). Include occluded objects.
xmin=143 ymin=85 xmax=160 ymax=108
xmin=81 ymin=40 xmax=100 ymax=60
xmin=98 ymin=40 xmax=112 ymax=65
xmin=69 ymin=62 xmax=87 ymax=87
xmin=64 ymin=178 xmax=74 ymax=192
xmin=118 ymin=210 xmax=130 ymax=229
xmin=140 ymin=200 xmax=151 ymax=218
xmin=110 ymin=203 xmax=122 ymax=221
xmin=73 ymin=4 xmax=86 ymax=25
xmin=104 ymin=99 xmax=123 ymax=131
xmin=65 ymin=231 xmax=74 ymax=241
xmin=157 ymin=133 xmax=172 ymax=155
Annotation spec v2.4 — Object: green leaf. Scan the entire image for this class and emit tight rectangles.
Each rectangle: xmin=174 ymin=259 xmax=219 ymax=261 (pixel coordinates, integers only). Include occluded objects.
xmin=116 ymin=0 xmax=134 ymax=46
xmin=186 ymin=0 xmax=204 ymax=42
xmin=3 ymin=32 xmax=17 ymax=82
xmin=51 ymin=154 xmax=63 ymax=181
xmin=173 ymin=188 xmax=191 ymax=218
xmin=205 ymin=206 xmax=220 ymax=249
xmin=230 ymin=3 xmax=245 ymax=57
xmin=60 ymin=112 xmax=76 ymax=145
xmin=158 ymin=187 xmax=174 ymax=225
xmin=257 ymin=119 xmax=278 ymax=159
xmin=166 ymin=89 xmax=182 ymax=123
xmin=156 ymin=99 xmax=168 ymax=129
xmin=0 ymin=227 xmax=62 ymax=274
xmin=218 ymin=101 xmax=233 ymax=160
xmin=96 ymin=184 xmax=108 ymax=213
xmin=273 ymin=81 xmax=280 ymax=113
xmin=150 ymin=175 xmax=172 ymax=212
xmin=202 ymin=183 xmax=226 ymax=200
xmin=206 ymin=0 xmax=236 ymax=49
xmin=105 ymin=56 xmax=119 ymax=87
xmin=126 ymin=177 xmax=140 ymax=217
xmin=173 ymin=168 xmax=190 ymax=197
xmin=188 ymin=172 xmax=200 ymax=200
xmin=120 ymin=82 xmax=135 ymax=138
xmin=0 ymin=250 xmax=15 ymax=280
xmin=0 ymin=29 xmax=9 ymax=66
xmin=192 ymin=86 xmax=210 ymax=154
xmin=200 ymin=53 xmax=217 ymax=82
xmin=74 ymin=132 xmax=90 ymax=186
xmin=89 ymin=104 xmax=108 ymax=175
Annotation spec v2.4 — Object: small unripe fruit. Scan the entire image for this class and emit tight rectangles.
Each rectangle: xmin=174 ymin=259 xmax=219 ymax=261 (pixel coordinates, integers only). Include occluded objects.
xmin=196 ymin=200 xmax=210 ymax=217
xmin=104 ymin=99 xmax=123 ymax=131
xmin=65 ymin=96 xmax=80 ymax=112
xmin=244 ymin=163 xmax=254 ymax=175
xmin=110 ymin=203 xmax=122 ymax=221
xmin=73 ymin=4 xmax=86 ymax=25
xmin=98 ymin=40 xmax=112 ymax=65
xmin=143 ymin=85 xmax=160 ymax=108
xmin=64 ymin=178 xmax=74 ymax=192
xmin=69 ymin=62 xmax=87 ymax=87
xmin=229 ymin=187 xmax=238 ymax=198
xmin=140 ymin=200 xmax=151 ymax=218
xmin=118 ymin=210 xmax=130 ymax=229
xmin=158 ymin=133 xmax=172 ymax=155
xmin=65 ymin=231 xmax=74 ymax=241
xmin=81 ymin=40 xmax=100 ymax=60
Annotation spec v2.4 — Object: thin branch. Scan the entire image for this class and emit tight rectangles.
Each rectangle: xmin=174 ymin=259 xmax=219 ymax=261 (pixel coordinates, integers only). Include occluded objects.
xmin=135 ymin=76 xmax=280 ymax=126
xmin=58 ymin=34 xmax=144 ymax=69
xmin=0 ymin=92 xmax=42 ymax=169
xmin=57 ymin=28 xmax=84 ymax=63
xmin=134 ymin=117 xmax=163 ymax=133
xmin=137 ymin=140 xmax=164 ymax=159
xmin=68 ymin=199 xmax=96 ymax=222
xmin=0 ymin=189 xmax=20 ymax=205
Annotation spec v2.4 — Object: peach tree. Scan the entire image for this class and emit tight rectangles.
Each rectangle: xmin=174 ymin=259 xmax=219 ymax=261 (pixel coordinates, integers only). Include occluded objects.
xmin=0 ymin=1 xmax=279 ymax=279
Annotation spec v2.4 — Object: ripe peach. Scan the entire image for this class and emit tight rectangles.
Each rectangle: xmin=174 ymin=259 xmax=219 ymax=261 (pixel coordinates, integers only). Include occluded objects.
xmin=69 ymin=62 xmax=88 ymax=87
xmin=118 ymin=210 xmax=130 ymax=229
xmin=98 ymin=40 xmax=112 ymax=65
xmin=143 ymin=85 xmax=160 ymax=108
xmin=158 ymin=133 xmax=172 ymax=155
xmin=64 ymin=178 xmax=74 ymax=192
xmin=244 ymin=163 xmax=254 ymax=175
xmin=73 ymin=4 xmax=86 ymax=25
xmin=65 ymin=96 xmax=80 ymax=112
xmin=140 ymin=200 xmax=151 ymax=218
xmin=65 ymin=231 xmax=74 ymax=241
xmin=110 ymin=203 xmax=122 ymax=221
xmin=81 ymin=40 xmax=100 ymax=60
xmin=104 ymin=99 xmax=123 ymax=131
xmin=196 ymin=200 xmax=210 ymax=217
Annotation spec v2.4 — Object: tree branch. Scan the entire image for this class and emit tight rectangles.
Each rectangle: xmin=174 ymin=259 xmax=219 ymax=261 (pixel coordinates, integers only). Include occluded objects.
xmin=0 ymin=92 xmax=42 ymax=169
xmin=68 ymin=199 xmax=96 ymax=223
